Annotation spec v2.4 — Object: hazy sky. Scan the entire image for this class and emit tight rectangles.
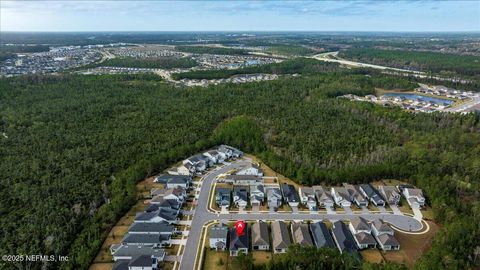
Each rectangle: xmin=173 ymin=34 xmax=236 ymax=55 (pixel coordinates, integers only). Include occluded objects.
xmin=1 ymin=0 xmax=479 ymax=32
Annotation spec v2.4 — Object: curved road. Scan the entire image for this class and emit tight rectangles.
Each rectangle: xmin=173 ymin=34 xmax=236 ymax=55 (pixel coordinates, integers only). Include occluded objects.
xmin=179 ymin=159 xmax=423 ymax=270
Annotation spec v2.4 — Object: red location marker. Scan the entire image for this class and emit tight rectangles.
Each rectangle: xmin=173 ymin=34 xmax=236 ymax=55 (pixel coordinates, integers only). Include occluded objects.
xmin=235 ymin=220 xmax=245 ymax=236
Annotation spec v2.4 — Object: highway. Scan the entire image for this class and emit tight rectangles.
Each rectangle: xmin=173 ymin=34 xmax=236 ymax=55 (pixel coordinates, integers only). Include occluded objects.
xmin=179 ymin=159 xmax=424 ymax=270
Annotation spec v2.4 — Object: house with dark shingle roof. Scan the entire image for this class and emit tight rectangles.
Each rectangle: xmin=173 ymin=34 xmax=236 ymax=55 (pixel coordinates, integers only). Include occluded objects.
xmin=310 ymin=221 xmax=335 ymax=249
xmin=313 ymin=186 xmax=334 ymax=209
xmin=280 ymin=183 xmax=300 ymax=207
xmin=359 ymin=184 xmax=386 ymax=206
xmin=229 ymin=224 xmax=249 ymax=256
xmin=128 ymin=222 xmax=175 ymax=235
xmin=377 ymin=186 xmax=401 ymax=206
xmin=110 ymin=245 xmax=165 ymax=262
xmin=122 ymin=233 xmax=171 ymax=248
xmin=129 ymin=255 xmax=158 ymax=270
xmin=154 ymin=174 xmax=192 ymax=189
xmin=252 ymin=221 xmax=270 ymax=250
xmin=215 ymin=187 xmax=231 ymax=207
xmin=134 ymin=208 xmax=178 ymax=224
xmin=344 ymin=183 xmax=368 ymax=207
xmin=332 ymin=221 xmax=358 ymax=254
xmin=349 ymin=217 xmax=376 ymax=249
xmin=233 ymin=186 xmax=248 ymax=208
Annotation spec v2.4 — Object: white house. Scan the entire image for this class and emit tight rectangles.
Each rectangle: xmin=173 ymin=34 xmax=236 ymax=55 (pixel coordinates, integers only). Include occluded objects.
xmin=233 ymin=187 xmax=248 ymax=208
xmin=403 ymin=188 xmax=425 ymax=208
xmin=331 ymin=187 xmax=352 ymax=207
xmin=209 ymin=223 xmax=229 ymax=251
xmin=203 ymin=150 xmax=224 ymax=164
xmin=299 ymin=187 xmax=317 ymax=211
xmin=249 ymin=184 xmax=265 ymax=206
xmin=236 ymin=164 xmax=264 ymax=177
xmin=150 ymin=187 xmax=186 ymax=203
xmin=267 ymin=187 xmax=283 ymax=210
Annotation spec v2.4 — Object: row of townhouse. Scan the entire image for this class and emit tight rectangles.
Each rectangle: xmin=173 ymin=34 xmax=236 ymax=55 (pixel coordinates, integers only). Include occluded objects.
xmin=331 ymin=184 xmax=425 ymax=209
xmin=110 ymin=186 xmax=188 ymax=270
xmin=168 ymin=145 xmax=243 ymax=176
xmin=215 ymin=184 xmax=283 ymax=210
xmin=210 ymin=219 xmax=383 ymax=257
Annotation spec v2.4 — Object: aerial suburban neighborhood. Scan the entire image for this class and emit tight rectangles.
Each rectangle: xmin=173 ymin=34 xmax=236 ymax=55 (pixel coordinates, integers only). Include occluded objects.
xmin=101 ymin=145 xmax=430 ymax=270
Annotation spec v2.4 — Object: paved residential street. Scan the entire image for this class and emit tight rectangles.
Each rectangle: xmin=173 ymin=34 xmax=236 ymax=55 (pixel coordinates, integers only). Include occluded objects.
xmin=179 ymin=159 xmax=424 ymax=270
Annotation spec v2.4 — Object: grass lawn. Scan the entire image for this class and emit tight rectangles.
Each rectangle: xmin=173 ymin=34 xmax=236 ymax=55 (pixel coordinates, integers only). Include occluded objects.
xmin=383 ymin=221 xmax=439 ymax=268
xmin=252 ymin=251 xmax=272 ymax=266
xmin=88 ymin=262 xmax=113 ymax=270
xmin=203 ymin=249 xmax=229 ymax=270
xmin=361 ymin=249 xmax=384 ymax=264
xmin=421 ymin=206 xmax=435 ymax=221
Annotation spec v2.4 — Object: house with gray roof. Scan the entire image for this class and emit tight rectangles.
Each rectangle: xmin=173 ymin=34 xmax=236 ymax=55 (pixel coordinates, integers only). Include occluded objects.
xmin=233 ymin=187 xmax=248 ymax=208
xmin=110 ymin=244 xmax=165 ymax=261
xmin=225 ymin=174 xmax=262 ymax=185
xmin=299 ymin=187 xmax=317 ymax=211
xmin=331 ymin=187 xmax=351 ymax=207
xmin=154 ymin=174 xmax=192 ymax=189
xmin=331 ymin=221 xmax=358 ymax=254
xmin=359 ymin=184 xmax=386 ymax=206
xmin=280 ymin=183 xmax=300 ymax=207
xmin=236 ymin=163 xmax=263 ymax=177
xmin=217 ymin=145 xmax=243 ymax=158
xmin=209 ymin=223 xmax=229 ymax=251
xmin=252 ymin=221 xmax=270 ymax=250
xmin=128 ymin=222 xmax=175 ymax=235
xmin=149 ymin=197 xmax=181 ymax=212
xmin=249 ymin=184 xmax=265 ymax=206
xmin=183 ymin=155 xmax=209 ymax=173
xmin=377 ymin=186 xmax=401 ymax=206
xmin=371 ymin=219 xmax=400 ymax=250
xmin=229 ymin=224 xmax=249 ymax=256
xmin=267 ymin=187 xmax=282 ymax=210
xmin=129 ymin=255 xmax=158 ymax=270
xmin=215 ymin=187 xmax=231 ymax=207
xmin=122 ymin=233 xmax=171 ymax=248
xmin=313 ymin=186 xmax=334 ymax=209
xmin=344 ymin=183 xmax=368 ymax=207
xmin=134 ymin=208 xmax=178 ymax=224
xmin=271 ymin=221 xmax=291 ymax=254
xmin=203 ymin=150 xmax=224 ymax=164
xmin=291 ymin=223 xmax=314 ymax=247
xmin=150 ymin=187 xmax=186 ymax=203
xmin=349 ymin=217 xmax=376 ymax=249
xmin=310 ymin=222 xmax=335 ymax=249
xmin=403 ymin=188 xmax=425 ymax=208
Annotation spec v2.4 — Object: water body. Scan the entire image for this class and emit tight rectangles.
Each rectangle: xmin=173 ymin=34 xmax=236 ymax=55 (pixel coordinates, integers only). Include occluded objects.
xmin=383 ymin=93 xmax=454 ymax=106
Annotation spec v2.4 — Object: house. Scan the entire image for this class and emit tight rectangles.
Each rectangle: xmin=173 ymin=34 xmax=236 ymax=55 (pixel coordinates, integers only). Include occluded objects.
xmin=209 ymin=223 xmax=229 ymax=251
xmin=313 ymin=186 xmax=334 ymax=209
xmin=183 ymin=155 xmax=209 ymax=173
xmin=403 ymin=188 xmax=425 ymax=208
xmin=128 ymin=255 xmax=158 ymax=270
xmin=280 ymin=183 xmax=300 ymax=207
xmin=291 ymin=223 xmax=314 ymax=247
xmin=344 ymin=184 xmax=368 ymax=207
xmin=215 ymin=188 xmax=231 ymax=207
xmin=128 ymin=222 xmax=176 ymax=235
xmin=167 ymin=164 xmax=193 ymax=176
xmin=249 ymin=184 xmax=265 ymax=206
xmin=235 ymin=164 xmax=264 ymax=177
xmin=225 ymin=174 xmax=262 ymax=185
xmin=149 ymin=197 xmax=181 ymax=212
xmin=233 ymin=187 xmax=248 ymax=208
xmin=229 ymin=224 xmax=249 ymax=256
xmin=299 ymin=187 xmax=317 ymax=211
xmin=370 ymin=219 xmax=399 ymax=250
xmin=122 ymin=233 xmax=170 ymax=248
xmin=154 ymin=174 xmax=192 ymax=189
xmin=349 ymin=217 xmax=376 ymax=249
xmin=252 ymin=221 xmax=270 ymax=250
xmin=203 ymin=150 xmax=224 ymax=164
xmin=267 ymin=187 xmax=283 ymax=210
xmin=134 ymin=208 xmax=178 ymax=224
xmin=396 ymin=184 xmax=415 ymax=193
xmin=377 ymin=186 xmax=401 ymax=206
xmin=217 ymin=145 xmax=243 ymax=159
xmin=271 ymin=221 xmax=291 ymax=254
xmin=150 ymin=187 xmax=186 ymax=203
xmin=331 ymin=187 xmax=352 ymax=207
xmin=359 ymin=184 xmax=386 ymax=206
xmin=310 ymin=222 xmax=335 ymax=249
xmin=331 ymin=221 xmax=358 ymax=254
xmin=110 ymin=244 xmax=165 ymax=262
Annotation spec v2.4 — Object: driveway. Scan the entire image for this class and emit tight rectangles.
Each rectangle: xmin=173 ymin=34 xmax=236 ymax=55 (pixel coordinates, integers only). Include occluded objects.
xmin=390 ymin=205 xmax=403 ymax=215
xmin=343 ymin=206 xmax=353 ymax=214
